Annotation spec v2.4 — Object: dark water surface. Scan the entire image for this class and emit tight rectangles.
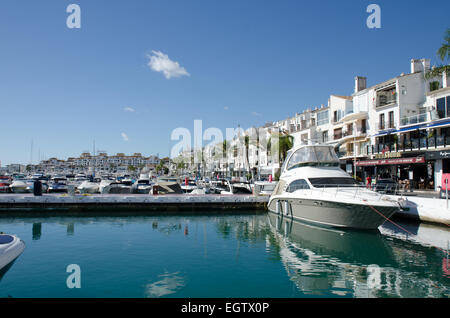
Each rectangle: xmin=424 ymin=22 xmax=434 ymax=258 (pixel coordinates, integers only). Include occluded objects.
xmin=0 ymin=212 xmax=449 ymax=298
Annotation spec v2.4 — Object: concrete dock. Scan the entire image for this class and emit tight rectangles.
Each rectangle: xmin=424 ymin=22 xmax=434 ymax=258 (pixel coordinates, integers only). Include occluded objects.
xmin=0 ymin=194 xmax=269 ymax=215
xmin=0 ymin=193 xmax=448 ymax=228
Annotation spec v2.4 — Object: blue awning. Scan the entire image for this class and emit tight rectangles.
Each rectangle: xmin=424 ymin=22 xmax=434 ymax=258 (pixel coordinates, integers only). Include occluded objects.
xmin=396 ymin=124 xmax=427 ymax=133
xmin=374 ymin=129 xmax=396 ymax=137
xmin=426 ymin=118 xmax=450 ymax=129
xmin=376 ymin=124 xmax=426 ymax=137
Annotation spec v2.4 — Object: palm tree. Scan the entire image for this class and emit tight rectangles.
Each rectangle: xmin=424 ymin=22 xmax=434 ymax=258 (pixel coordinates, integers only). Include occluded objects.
xmin=425 ymin=28 xmax=450 ymax=80
xmin=278 ymin=133 xmax=294 ymax=163
xmin=222 ymin=140 xmax=228 ymax=178
xmin=244 ymin=135 xmax=252 ymax=180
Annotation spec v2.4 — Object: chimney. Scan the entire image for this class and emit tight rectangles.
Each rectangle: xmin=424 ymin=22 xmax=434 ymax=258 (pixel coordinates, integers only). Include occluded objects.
xmin=444 ymin=70 xmax=449 ymax=88
xmin=411 ymin=58 xmax=430 ymax=73
xmin=354 ymin=76 xmax=367 ymax=93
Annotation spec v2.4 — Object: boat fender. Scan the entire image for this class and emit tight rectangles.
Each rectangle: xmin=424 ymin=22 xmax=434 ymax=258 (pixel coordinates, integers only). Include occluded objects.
xmin=284 ymin=201 xmax=290 ymax=216
xmin=276 ymin=200 xmax=281 ymax=214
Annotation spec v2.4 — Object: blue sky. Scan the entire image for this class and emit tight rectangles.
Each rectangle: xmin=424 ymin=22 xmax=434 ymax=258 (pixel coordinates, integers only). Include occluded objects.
xmin=0 ymin=0 xmax=449 ymax=165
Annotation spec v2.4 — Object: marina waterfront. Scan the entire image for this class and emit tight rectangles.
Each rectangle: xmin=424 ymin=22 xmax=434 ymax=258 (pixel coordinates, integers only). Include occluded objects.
xmin=0 ymin=212 xmax=448 ymax=298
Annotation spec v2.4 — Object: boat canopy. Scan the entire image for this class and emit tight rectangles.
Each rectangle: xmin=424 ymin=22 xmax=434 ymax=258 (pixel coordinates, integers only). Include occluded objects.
xmin=286 ymin=145 xmax=339 ymax=171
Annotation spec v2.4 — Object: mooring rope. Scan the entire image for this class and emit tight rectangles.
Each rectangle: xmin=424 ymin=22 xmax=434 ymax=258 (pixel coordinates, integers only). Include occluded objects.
xmin=365 ymin=201 xmax=449 ymax=256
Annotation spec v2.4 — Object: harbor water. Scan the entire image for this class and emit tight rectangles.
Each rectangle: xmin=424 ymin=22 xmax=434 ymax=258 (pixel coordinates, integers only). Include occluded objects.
xmin=0 ymin=211 xmax=449 ymax=298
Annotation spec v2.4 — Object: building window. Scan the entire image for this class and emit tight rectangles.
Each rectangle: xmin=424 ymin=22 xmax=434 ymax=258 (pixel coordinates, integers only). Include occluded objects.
xmin=322 ymin=131 xmax=328 ymax=142
xmin=437 ymin=97 xmax=445 ymax=118
xmin=379 ymin=113 xmax=385 ymax=130
xmin=334 ymin=128 xmax=342 ymax=140
xmin=317 ymin=110 xmax=329 ymax=126
xmin=436 ymin=96 xmax=450 ymax=119
xmin=361 ymin=119 xmax=367 ymax=133
xmin=388 ymin=111 xmax=394 ymax=128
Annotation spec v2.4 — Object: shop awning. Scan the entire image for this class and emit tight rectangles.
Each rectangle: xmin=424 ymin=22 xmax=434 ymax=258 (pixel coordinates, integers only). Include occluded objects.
xmin=355 ymin=156 xmax=425 ymax=166
xmin=375 ymin=124 xmax=427 ymax=137
xmin=426 ymin=118 xmax=450 ymax=129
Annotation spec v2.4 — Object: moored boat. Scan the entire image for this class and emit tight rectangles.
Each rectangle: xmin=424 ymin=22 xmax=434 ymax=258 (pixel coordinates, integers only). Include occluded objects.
xmin=0 ymin=234 xmax=25 ymax=279
xmin=268 ymin=144 xmax=399 ymax=230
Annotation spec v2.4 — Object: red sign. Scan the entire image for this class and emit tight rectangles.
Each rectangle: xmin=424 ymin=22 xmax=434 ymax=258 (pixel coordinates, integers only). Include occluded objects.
xmin=355 ymin=157 xmax=425 ymax=167
xmin=442 ymin=174 xmax=450 ymax=191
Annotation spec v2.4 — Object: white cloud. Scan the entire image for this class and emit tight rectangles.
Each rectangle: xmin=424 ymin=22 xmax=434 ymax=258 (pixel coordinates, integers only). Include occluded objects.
xmin=124 ymin=107 xmax=135 ymax=112
xmin=224 ymin=106 xmax=229 ymax=110
xmin=147 ymin=50 xmax=190 ymax=79
xmin=251 ymin=111 xmax=262 ymax=117
xmin=121 ymin=132 xmax=129 ymax=142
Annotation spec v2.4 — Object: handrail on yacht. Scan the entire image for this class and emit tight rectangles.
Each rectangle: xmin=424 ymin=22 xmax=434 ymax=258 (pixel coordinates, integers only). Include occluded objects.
xmin=305 ymin=184 xmax=391 ymax=201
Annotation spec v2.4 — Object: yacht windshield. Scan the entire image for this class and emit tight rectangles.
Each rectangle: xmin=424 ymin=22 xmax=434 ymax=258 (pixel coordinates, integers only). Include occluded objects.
xmin=308 ymin=177 xmax=359 ymax=188
xmin=287 ymin=146 xmax=339 ymax=171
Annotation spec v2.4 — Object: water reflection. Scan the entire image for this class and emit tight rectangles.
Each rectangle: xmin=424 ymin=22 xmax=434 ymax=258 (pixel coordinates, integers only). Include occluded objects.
xmin=32 ymin=223 xmax=41 ymax=240
xmin=67 ymin=223 xmax=74 ymax=236
xmin=144 ymin=271 xmax=186 ymax=298
xmin=0 ymin=214 xmax=448 ymax=297
xmin=266 ymin=214 xmax=450 ymax=297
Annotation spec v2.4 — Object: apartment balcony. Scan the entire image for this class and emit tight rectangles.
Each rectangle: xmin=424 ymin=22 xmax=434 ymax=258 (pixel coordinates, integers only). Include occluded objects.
xmin=376 ymin=91 xmax=397 ymax=108
xmin=341 ymin=111 xmax=368 ymax=123
xmin=338 ymin=148 xmax=368 ymax=159
xmin=400 ymin=113 xmax=428 ymax=127
xmin=334 ymin=129 xmax=367 ymax=141
xmin=373 ymin=133 xmax=450 ymax=154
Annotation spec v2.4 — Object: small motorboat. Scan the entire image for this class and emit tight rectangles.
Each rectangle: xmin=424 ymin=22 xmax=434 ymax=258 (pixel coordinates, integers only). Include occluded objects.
xmin=9 ymin=180 xmax=30 ymax=193
xmin=48 ymin=177 xmax=69 ymax=193
xmin=254 ymin=181 xmax=278 ymax=196
xmin=0 ymin=176 xmax=11 ymax=193
xmin=0 ymin=234 xmax=25 ymax=279
xmin=77 ymin=180 xmax=100 ymax=194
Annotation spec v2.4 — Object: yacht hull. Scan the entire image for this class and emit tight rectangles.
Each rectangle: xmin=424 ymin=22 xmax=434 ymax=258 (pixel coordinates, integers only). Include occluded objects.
xmin=268 ymin=197 xmax=398 ymax=230
xmin=0 ymin=235 xmax=25 ymax=273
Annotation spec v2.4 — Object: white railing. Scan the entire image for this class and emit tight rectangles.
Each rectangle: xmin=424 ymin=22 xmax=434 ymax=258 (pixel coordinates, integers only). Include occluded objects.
xmin=400 ymin=113 xmax=427 ymax=126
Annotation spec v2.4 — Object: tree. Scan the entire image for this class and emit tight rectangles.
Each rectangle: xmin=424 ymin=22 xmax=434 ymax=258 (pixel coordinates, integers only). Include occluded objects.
xmin=222 ymin=140 xmax=228 ymax=178
xmin=278 ymin=133 xmax=294 ymax=163
xmin=425 ymin=28 xmax=450 ymax=80
xmin=244 ymin=135 xmax=252 ymax=180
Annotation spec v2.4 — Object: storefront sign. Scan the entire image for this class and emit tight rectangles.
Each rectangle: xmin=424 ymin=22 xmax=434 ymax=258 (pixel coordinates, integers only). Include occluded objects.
xmin=374 ymin=152 xmax=401 ymax=159
xmin=355 ymin=156 xmax=425 ymax=166
xmin=425 ymin=150 xmax=450 ymax=160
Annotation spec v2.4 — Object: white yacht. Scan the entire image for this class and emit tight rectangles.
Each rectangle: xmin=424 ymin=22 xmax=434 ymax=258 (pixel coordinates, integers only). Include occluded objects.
xmin=268 ymin=144 xmax=399 ymax=230
xmin=0 ymin=234 xmax=25 ymax=276
xmin=181 ymin=178 xmax=199 ymax=193
xmin=132 ymin=174 xmax=154 ymax=194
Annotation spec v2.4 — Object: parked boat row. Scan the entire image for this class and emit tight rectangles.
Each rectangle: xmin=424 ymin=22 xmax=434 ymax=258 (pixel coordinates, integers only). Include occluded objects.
xmin=0 ymin=172 xmax=277 ymax=196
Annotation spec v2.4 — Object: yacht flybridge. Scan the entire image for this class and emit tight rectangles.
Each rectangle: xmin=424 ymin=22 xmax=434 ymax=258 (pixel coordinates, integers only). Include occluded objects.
xmin=268 ymin=144 xmax=399 ymax=230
